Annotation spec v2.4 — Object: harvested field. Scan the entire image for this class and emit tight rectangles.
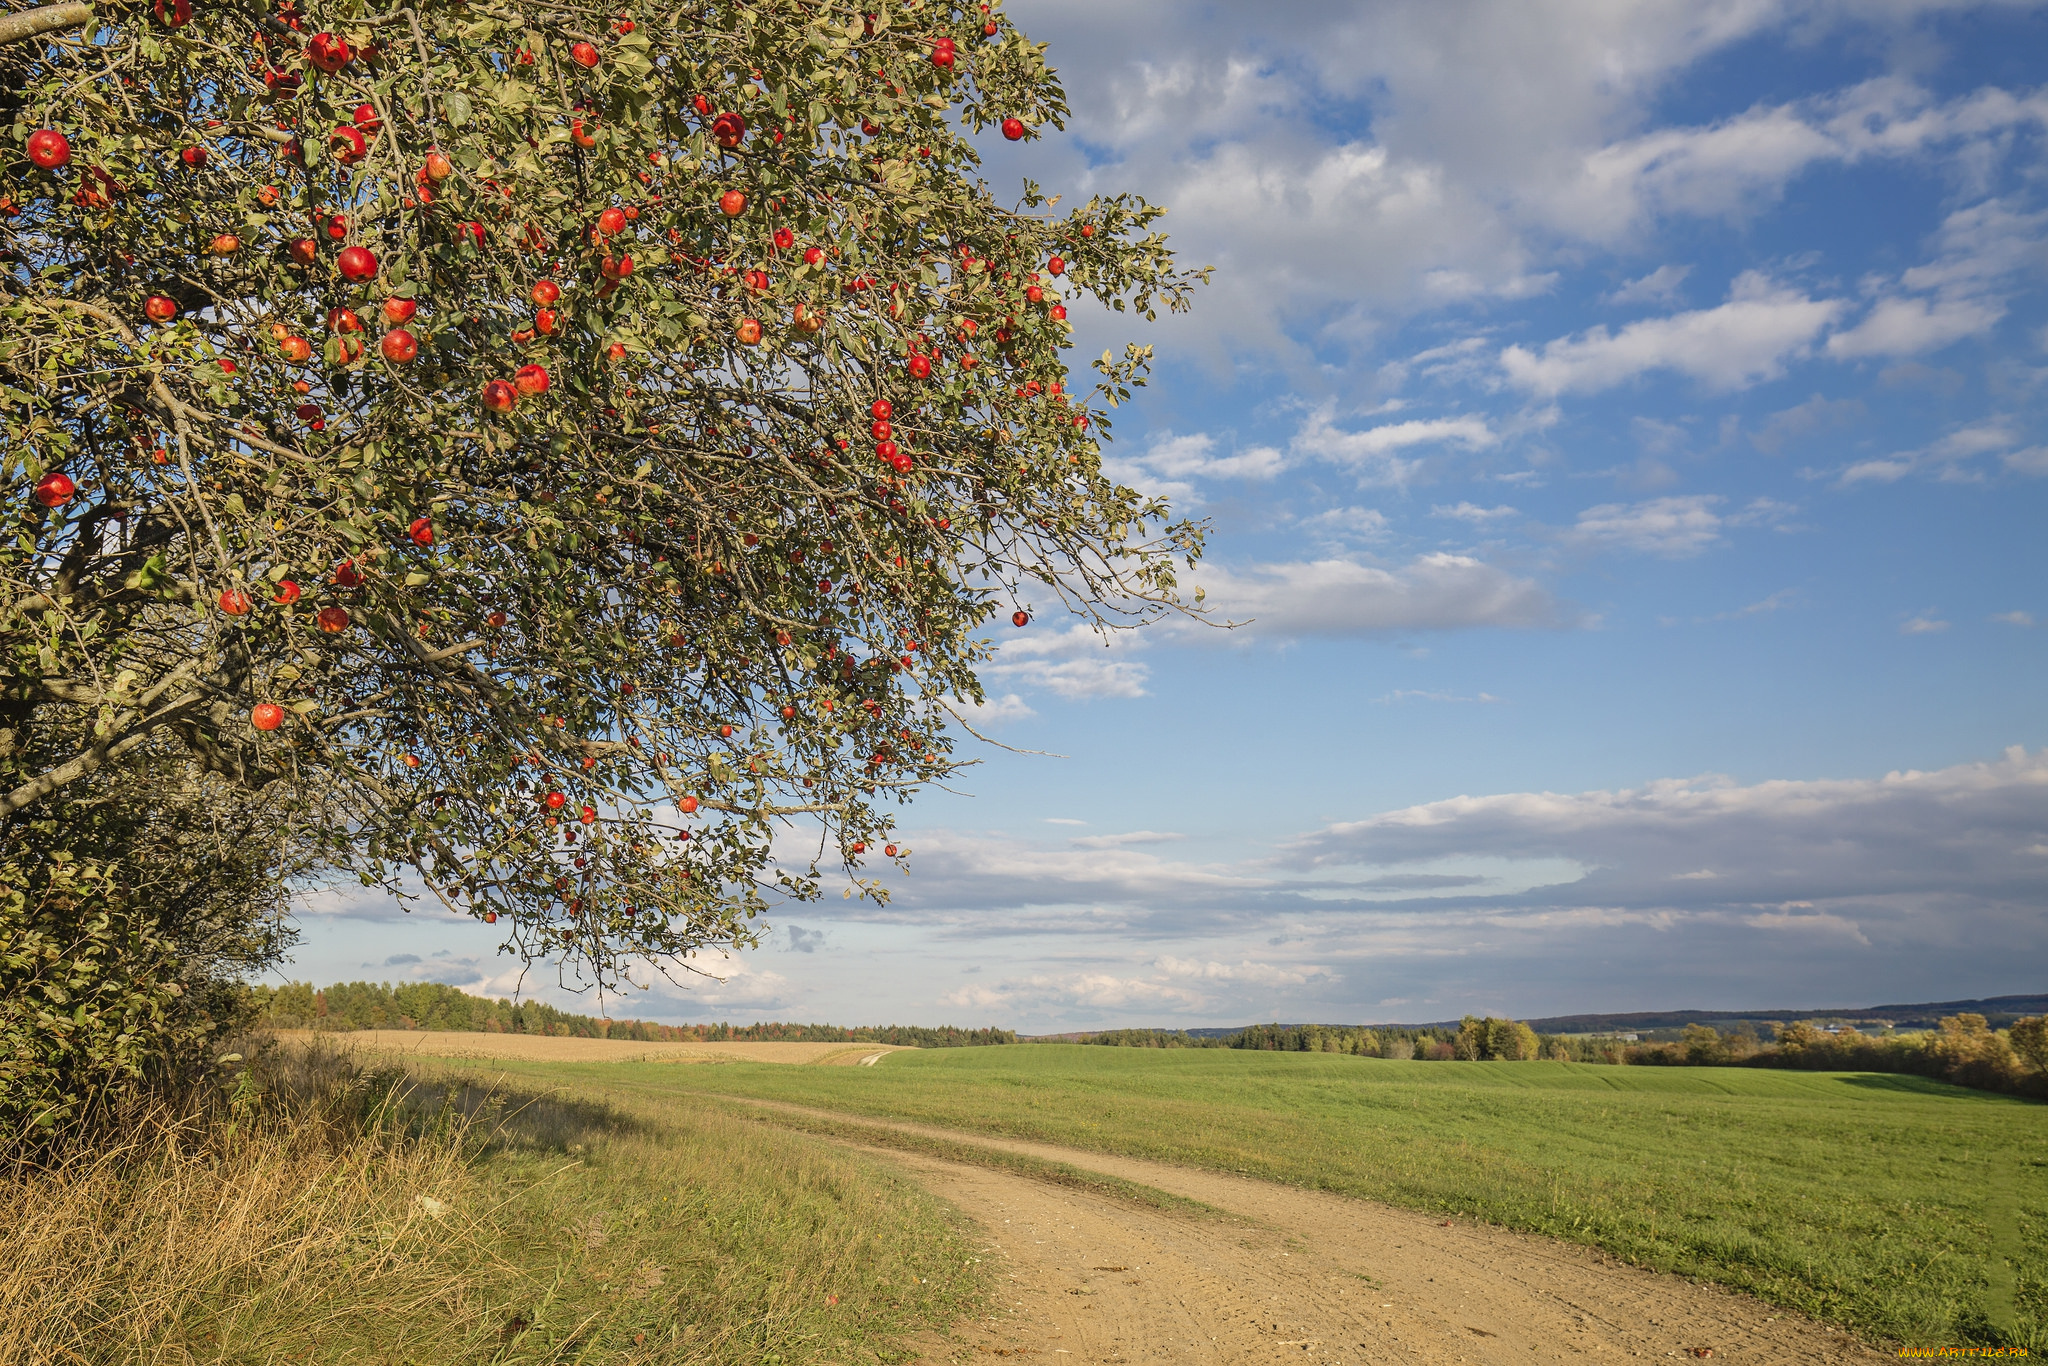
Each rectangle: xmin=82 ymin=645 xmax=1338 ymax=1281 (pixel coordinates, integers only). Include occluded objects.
xmin=281 ymin=1029 xmax=911 ymax=1066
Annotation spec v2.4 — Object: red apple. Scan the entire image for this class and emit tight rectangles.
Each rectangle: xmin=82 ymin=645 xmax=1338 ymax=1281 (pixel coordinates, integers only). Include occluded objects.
xmin=1001 ymin=118 xmax=1025 ymax=141
xmin=885 ymin=844 xmax=898 ymax=857
xmin=908 ymin=354 xmax=932 ymax=379
xmin=601 ymin=254 xmax=633 ymax=280
xmin=383 ymin=297 xmax=417 ymax=324
xmin=875 ymin=439 xmax=898 ymax=462
xmin=333 ymin=559 xmax=363 ymax=587
xmin=280 ymin=334 xmax=311 ymax=361
xmin=545 ymin=790 xmax=566 ymax=809
xmin=143 ymin=295 xmax=178 ymax=323
xmin=288 ymin=238 xmax=319 ymax=267
xmin=153 ymin=0 xmax=190 ymax=26
xmin=871 ymin=398 xmax=893 ymax=421
xmin=317 ymin=606 xmax=351 ymax=632
xmin=535 ymin=307 xmax=559 ymax=335
xmin=850 ymin=841 xmax=865 ymax=854
xmin=531 ymin=279 xmax=561 ymax=305
xmin=720 ymin=189 xmax=747 ymax=216
xmin=27 ymin=129 xmax=71 ymax=170
xmin=712 ymin=112 xmax=747 ymax=147
xmin=1048 ymin=255 xmax=1065 ymax=275
xmin=486 ymin=610 xmax=508 ymax=627
xmin=33 ymin=471 xmax=74 ymax=507
xmin=481 ymin=379 xmax=518 ymax=413
xmin=514 ymin=363 xmax=550 ymax=395
xmin=323 ymin=214 xmax=348 ymax=240
xmin=931 ymin=37 xmax=956 ymax=68
xmin=579 ymin=805 xmax=597 ymax=824
xmin=179 ymin=145 xmax=207 ymax=168
xmin=457 ymin=221 xmax=484 ymax=248
xmin=409 ymin=517 xmax=433 ymax=546
xmin=251 ymin=702 xmax=284 ymax=731
xmin=719 ymin=724 xmax=733 ymax=737
xmin=273 ymin=579 xmax=301 ymax=605
xmin=1026 ymin=284 xmax=1044 ymax=303
xmin=380 ymin=328 xmax=417 ymax=362
xmin=736 ymin=317 xmax=763 ymax=345
xmin=337 ymin=245 xmax=377 ymax=281
xmin=1050 ymin=303 xmax=1066 ymax=320
xmin=207 ymin=233 xmax=240 ymax=256
xmin=484 ymin=910 xmax=498 ymax=923
xmin=597 ymin=206 xmax=626 ymax=236
xmin=306 ymin=32 xmax=353 ymax=72
xmin=327 ymin=307 xmax=362 ymax=333
xmin=774 ymin=228 xmax=795 ymax=250
xmin=871 ymin=420 xmax=892 ymax=440
xmin=680 ymin=795 xmax=700 ymax=813
xmin=1012 ymin=610 xmax=1029 ymax=627
xmin=218 ymin=588 xmax=251 ymax=615
xmin=352 ymin=103 xmax=381 ymax=134
xmin=424 ymin=150 xmax=453 ymax=181
xmin=606 ymin=341 xmax=627 ymax=362
xmin=570 ymin=40 xmax=599 ymax=67
xmin=804 ymin=246 xmax=825 ymax=265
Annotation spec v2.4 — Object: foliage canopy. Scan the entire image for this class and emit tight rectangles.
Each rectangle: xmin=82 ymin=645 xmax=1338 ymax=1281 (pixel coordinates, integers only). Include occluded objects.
xmin=2 ymin=0 xmax=1206 ymax=991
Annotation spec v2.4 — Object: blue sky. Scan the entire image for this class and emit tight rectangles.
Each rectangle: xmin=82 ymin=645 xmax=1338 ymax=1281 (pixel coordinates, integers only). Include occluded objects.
xmin=285 ymin=0 xmax=2048 ymax=1031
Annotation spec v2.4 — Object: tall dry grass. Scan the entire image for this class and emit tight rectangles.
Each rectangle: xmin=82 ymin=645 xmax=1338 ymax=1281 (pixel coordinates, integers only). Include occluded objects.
xmin=0 ymin=1040 xmax=986 ymax=1364
xmin=0 ymin=1044 xmax=529 ymax=1362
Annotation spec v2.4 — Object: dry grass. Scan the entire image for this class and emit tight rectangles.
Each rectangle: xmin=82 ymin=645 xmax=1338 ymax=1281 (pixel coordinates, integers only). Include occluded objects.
xmin=295 ymin=1029 xmax=912 ymax=1067
xmin=0 ymin=1040 xmax=983 ymax=1364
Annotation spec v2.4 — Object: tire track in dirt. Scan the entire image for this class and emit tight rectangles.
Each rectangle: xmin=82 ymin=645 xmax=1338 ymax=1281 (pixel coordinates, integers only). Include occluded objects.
xmin=736 ymin=1100 xmax=1891 ymax=1366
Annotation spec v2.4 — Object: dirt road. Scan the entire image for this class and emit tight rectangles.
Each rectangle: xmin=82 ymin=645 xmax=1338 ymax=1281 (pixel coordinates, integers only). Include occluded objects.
xmin=744 ymin=1102 xmax=1889 ymax=1366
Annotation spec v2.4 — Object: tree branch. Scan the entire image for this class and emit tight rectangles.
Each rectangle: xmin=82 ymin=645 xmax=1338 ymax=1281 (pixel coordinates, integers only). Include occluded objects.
xmin=0 ymin=2 xmax=92 ymax=47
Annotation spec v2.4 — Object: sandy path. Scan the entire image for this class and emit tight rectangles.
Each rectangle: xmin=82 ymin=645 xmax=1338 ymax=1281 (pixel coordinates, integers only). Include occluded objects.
xmin=739 ymin=1101 xmax=1889 ymax=1366
xmin=288 ymin=1029 xmax=908 ymax=1066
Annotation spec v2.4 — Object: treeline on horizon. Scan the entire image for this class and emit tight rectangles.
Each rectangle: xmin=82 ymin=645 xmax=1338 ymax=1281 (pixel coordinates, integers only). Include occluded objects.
xmin=249 ymin=982 xmax=1017 ymax=1049
xmin=1073 ymin=1015 xmax=2048 ymax=1099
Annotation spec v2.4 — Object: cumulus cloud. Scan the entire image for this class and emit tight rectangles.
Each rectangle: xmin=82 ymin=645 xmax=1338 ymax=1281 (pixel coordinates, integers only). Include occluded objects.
xmin=1431 ymin=502 xmax=1519 ymax=523
xmin=1072 ymin=830 xmax=1185 ymax=850
xmin=1900 ymin=615 xmax=1951 ymax=635
xmin=1604 ymin=264 xmax=1693 ymax=307
xmin=1566 ymin=495 xmax=1727 ymax=557
xmin=1292 ymin=407 xmax=1499 ymax=485
xmin=1501 ymin=273 xmax=1846 ymax=396
xmin=983 ymin=624 xmax=1151 ymax=699
xmin=1189 ymin=555 xmax=1566 ymax=636
xmin=1285 ymin=745 xmax=2048 ymax=916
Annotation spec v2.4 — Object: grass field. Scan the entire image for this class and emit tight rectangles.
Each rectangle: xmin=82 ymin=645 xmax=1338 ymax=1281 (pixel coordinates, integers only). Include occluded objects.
xmin=1 ymin=1047 xmax=982 ymax=1364
xmin=414 ymin=1043 xmax=2048 ymax=1351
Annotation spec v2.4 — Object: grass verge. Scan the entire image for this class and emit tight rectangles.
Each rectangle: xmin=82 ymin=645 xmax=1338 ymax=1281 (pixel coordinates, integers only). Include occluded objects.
xmin=0 ymin=1039 xmax=984 ymax=1364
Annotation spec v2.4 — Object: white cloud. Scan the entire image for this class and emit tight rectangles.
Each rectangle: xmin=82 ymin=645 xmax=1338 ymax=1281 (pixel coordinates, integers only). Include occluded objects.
xmin=1837 ymin=417 xmax=2026 ymax=484
xmin=1900 ymin=615 xmax=1951 ymax=635
xmin=1293 ymin=407 xmax=1498 ymax=484
xmin=1299 ymin=506 xmax=1393 ymax=547
xmin=1155 ymin=956 xmax=1333 ymax=988
xmin=1994 ymin=611 xmax=2036 ymax=627
xmin=1566 ymin=495 xmax=1726 ymax=557
xmin=1071 ymin=830 xmax=1186 ymax=850
xmin=1431 ymin=502 xmax=1519 ymax=523
xmin=1286 ymin=745 xmax=2048 ymax=916
xmin=1825 ymin=295 xmax=2006 ymax=359
xmin=1604 ymin=264 xmax=1693 ymax=307
xmin=984 ymin=625 xmax=1151 ymax=699
xmin=1501 ymin=273 xmax=1846 ymax=395
xmin=1143 ymin=431 xmax=1288 ymax=481
xmin=1190 ymin=554 xmax=1566 ymax=636
xmin=962 ymin=693 xmax=1038 ymax=726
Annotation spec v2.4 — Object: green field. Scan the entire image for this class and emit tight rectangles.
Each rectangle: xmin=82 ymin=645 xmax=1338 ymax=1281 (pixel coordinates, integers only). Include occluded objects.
xmin=440 ymin=1044 xmax=2047 ymax=1350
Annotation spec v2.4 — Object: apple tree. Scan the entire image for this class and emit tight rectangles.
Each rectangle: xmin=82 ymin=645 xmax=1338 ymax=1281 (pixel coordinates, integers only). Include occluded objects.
xmin=0 ymin=0 xmax=1206 ymax=994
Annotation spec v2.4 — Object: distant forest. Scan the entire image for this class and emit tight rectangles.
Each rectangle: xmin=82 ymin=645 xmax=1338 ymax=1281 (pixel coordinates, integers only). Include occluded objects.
xmin=250 ymin=981 xmax=1017 ymax=1049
